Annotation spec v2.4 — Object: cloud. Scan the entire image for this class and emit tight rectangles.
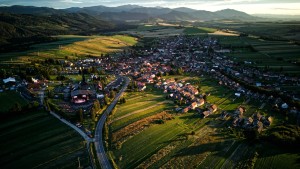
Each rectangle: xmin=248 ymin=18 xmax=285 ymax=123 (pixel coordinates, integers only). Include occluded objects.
xmin=61 ymin=0 xmax=83 ymax=3
xmin=273 ymin=8 xmax=300 ymax=11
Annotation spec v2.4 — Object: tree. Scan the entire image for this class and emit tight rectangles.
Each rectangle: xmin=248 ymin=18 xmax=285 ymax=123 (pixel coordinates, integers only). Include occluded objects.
xmin=77 ymin=109 xmax=83 ymax=123
xmin=110 ymin=90 xmax=116 ymax=99
xmin=91 ymin=107 xmax=96 ymax=121
xmin=11 ymin=102 xmax=22 ymax=112
xmin=0 ymin=69 xmax=7 ymax=78
xmin=156 ymin=72 xmax=162 ymax=77
xmin=177 ymin=67 xmax=183 ymax=75
xmin=104 ymin=95 xmax=109 ymax=105
xmin=203 ymin=94 xmax=207 ymax=101
xmin=93 ymin=100 xmax=100 ymax=110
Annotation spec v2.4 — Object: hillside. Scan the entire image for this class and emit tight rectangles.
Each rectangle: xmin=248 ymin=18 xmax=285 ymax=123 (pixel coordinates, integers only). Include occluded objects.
xmin=0 ymin=5 xmax=64 ymax=15
xmin=0 ymin=5 xmax=260 ymax=22
xmin=0 ymin=12 xmax=114 ymax=52
xmin=159 ymin=11 xmax=195 ymax=21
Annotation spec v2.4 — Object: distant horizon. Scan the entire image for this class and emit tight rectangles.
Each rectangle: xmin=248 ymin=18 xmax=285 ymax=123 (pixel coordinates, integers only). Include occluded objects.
xmin=1 ymin=0 xmax=300 ymax=15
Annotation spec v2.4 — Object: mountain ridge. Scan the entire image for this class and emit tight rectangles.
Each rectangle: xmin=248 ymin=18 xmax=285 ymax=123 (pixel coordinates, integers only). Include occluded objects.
xmin=0 ymin=5 xmax=259 ymax=21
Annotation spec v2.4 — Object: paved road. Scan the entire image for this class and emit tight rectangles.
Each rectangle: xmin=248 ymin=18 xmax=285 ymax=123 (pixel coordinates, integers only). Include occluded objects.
xmin=49 ymin=111 xmax=94 ymax=142
xmin=49 ymin=111 xmax=97 ymax=169
xmin=94 ymin=76 xmax=130 ymax=169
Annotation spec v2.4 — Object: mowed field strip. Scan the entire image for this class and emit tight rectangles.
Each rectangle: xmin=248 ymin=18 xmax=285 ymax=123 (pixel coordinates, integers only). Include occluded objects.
xmin=111 ymin=100 xmax=173 ymax=123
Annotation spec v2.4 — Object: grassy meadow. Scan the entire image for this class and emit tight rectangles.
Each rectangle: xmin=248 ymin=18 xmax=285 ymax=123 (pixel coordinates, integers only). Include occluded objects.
xmin=219 ymin=36 xmax=300 ymax=75
xmin=0 ymin=110 xmax=90 ymax=169
xmin=184 ymin=27 xmax=217 ymax=35
xmin=122 ymin=24 xmax=184 ymax=37
xmin=0 ymin=35 xmax=138 ymax=62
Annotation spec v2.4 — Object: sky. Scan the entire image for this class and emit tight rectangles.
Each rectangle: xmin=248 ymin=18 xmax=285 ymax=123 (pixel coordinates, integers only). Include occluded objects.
xmin=1 ymin=0 xmax=300 ymax=15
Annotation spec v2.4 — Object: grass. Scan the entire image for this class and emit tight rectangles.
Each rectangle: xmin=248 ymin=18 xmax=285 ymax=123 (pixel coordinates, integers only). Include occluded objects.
xmin=0 ymin=35 xmax=88 ymax=62
xmin=184 ymin=27 xmax=217 ymax=35
xmin=0 ymin=91 xmax=29 ymax=113
xmin=108 ymin=73 xmax=284 ymax=168
xmin=113 ymin=116 xmax=191 ymax=169
xmin=111 ymin=87 xmax=173 ymax=131
xmin=255 ymin=144 xmax=300 ymax=169
xmin=110 ymin=75 xmax=257 ymax=168
xmin=0 ymin=110 xmax=90 ymax=169
xmin=0 ymin=35 xmax=138 ymax=62
xmin=122 ymin=24 xmax=184 ymax=37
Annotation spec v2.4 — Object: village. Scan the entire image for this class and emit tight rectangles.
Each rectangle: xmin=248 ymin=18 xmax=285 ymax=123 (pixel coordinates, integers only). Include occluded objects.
xmin=1 ymin=35 xmax=299 ymax=135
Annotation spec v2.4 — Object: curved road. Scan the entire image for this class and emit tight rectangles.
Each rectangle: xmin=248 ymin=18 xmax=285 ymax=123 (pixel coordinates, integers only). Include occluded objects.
xmin=94 ymin=76 xmax=130 ymax=169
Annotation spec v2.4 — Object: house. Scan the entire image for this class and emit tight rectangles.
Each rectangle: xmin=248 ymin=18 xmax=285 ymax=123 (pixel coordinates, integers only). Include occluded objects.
xmin=281 ymin=103 xmax=288 ymax=109
xmin=182 ymin=107 xmax=189 ymax=113
xmin=210 ymin=104 xmax=218 ymax=113
xmin=235 ymin=106 xmax=245 ymax=116
xmin=257 ymin=121 xmax=264 ymax=133
xmin=3 ymin=77 xmax=16 ymax=84
xmin=203 ymin=111 xmax=211 ymax=118
xmin=190 ymin=102 xmax=198 ymax=109
xmin=235 ymin=93 xmax=241 ymax=97
xmin=197 ymin=98 xmax=205 ymax=106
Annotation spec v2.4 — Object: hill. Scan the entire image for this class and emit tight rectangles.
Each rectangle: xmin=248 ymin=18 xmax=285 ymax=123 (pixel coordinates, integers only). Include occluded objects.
xmin=0 ymin=5 xmax=64 ymax=15
xmin=215 ymin=9 xmax=258 ymax=20
xmin=159 ymin=11 xmax=195 ymax=21
xmin=0 ymin=5 xmax=260 ymax=22
xmin=0 ymin=12 xmax=114 ymax=52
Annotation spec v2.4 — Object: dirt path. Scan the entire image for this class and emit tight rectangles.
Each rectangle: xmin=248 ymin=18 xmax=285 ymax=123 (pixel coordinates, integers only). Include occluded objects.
xmin=110 ymin=100 xmax=172 ymax=123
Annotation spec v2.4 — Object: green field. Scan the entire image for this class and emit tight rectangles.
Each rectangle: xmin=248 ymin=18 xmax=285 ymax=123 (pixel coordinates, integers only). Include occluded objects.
xmin=255 ymin=144 xmax=300 ymax=169
xmin=0 ymin=35 xmax=138 ymax=62
xmin=107 ymin=74 xmax=298 ymax=169
xmin=106 ymin=76 xmax=258 ymax=168
xmin=0 ymin=91 xmax=29 ymax=113
xmin=0 ymin=110 xmax=90 ymax=168
xmin=122 ymin=24 xmax=184 ymax=37
xmin=212 ymin=35 xmax=300 ymax=75
xmin=0 ymin=35 xmax=88 ymax=62
xmin=184 ymin=27 xmax=217 ymax=35
xmin=111 ymin=86 xmax=174 ymax=131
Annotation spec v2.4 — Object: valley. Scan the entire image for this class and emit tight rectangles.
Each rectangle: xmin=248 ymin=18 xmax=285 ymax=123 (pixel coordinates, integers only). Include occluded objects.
xmin=0 ymin=3 xmax=300 ymax=169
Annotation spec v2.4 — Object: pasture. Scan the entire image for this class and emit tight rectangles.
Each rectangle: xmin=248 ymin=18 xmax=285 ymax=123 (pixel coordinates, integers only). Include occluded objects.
xmin=211 ymin=35 xmax=300 ymax=77
xmin=184 ymin=27 xmax=217 ymax=35
xmin=122 ymin=24 xmax=184 ymax=37
xmin=0 ymin=35 xmax=138 ymax=62
xmin=0 ymin=110 xmax=90 ymax=169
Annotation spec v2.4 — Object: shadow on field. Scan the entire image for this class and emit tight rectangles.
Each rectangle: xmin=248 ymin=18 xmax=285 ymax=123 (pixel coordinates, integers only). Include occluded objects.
xmin=179 ymin=114 xmax=200 ymax=119
xmin=256 ymin=142 xmax=300 ymax=160
xmin=173 ymin=141 xmax=233 ymax=157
